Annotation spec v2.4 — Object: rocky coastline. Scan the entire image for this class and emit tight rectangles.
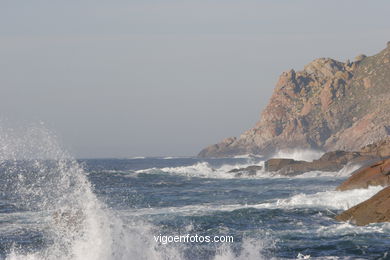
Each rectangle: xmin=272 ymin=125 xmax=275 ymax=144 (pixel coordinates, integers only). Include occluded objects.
xmin=199 ymin=42 xmax=390 ymax=158
xmin=200 ymin=42 xmax=390 ymax=226
xmin=224 ymin=137 xmax=390 ymax=226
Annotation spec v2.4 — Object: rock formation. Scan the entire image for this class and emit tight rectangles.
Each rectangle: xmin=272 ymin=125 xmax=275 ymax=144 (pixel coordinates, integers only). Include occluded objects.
xmin=335 ymin=155 xmax=390 ymax=225
xmin=359 ymin=137 xmax=390 ymax=157
xmin=262 ymin=140 xmax=390 ymax=176
xmin=335 ymin=186 xmax=390 ymax=226
xmin=227 ymin=165 xmax=263 ymax=177
xmin=199 ymin=43 xmax=390 ymax=157
xmin=264 ymin=151 xmax=378 ymax=176
xmin=336 ymin=157 xmax=390 ymax=191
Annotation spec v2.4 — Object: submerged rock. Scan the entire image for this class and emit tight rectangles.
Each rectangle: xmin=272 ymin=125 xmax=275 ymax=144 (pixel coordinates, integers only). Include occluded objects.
xmin=264 ymin=159 xmax=302 ymax=172
xmin=228 ymin=165 xmax=262 ymax=177
xmin=336 ymin=158 xmax=390 ymax=191
xmin=335 ymin=186 xmax=390 ymax=226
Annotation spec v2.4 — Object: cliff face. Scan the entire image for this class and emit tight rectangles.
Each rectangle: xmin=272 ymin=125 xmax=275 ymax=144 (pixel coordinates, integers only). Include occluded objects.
xmin=199 ymin=43 xmax=390 ymax=157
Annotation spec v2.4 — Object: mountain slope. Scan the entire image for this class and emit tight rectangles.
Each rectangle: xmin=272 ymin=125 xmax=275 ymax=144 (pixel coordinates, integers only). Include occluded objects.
xmin=199 ymin=42 xmax=390 ymax=157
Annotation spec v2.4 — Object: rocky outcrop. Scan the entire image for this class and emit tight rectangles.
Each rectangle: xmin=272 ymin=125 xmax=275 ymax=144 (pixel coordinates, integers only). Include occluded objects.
xmin=199 ymin=43 xmax=390 ymax=157
xmin=264 ymin=159 xmax=304 ymax=173
xmin=359 ymin=137 xmax=390 ymax=157
xmin=225 ymin=138 xmax=390 ymax=177
xmin=335 ymin=186 xmax=390 ymax=226
xmin=335 ymin=155 xmax=390 ymax=225
xmin=227 ymin=165 xmax=263 ymax=177
xmin=336 ymin=158 xmax=390 ymax=191
xmin=264 ymin=151 xmax=378 ymax=176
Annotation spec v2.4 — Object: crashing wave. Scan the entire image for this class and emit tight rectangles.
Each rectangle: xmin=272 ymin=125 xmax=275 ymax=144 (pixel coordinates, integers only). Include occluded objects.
xmin=271 ymin=149 xmax=324 ymax=162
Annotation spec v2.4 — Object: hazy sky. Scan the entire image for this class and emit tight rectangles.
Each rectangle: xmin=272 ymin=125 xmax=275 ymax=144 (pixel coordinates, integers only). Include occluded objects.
xmin=1 ymin=0 xmax=390 ymax=158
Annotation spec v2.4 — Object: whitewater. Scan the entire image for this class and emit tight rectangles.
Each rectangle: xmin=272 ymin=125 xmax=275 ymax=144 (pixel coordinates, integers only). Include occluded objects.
xmin=0 ymin=126 xmax=389 ymax=259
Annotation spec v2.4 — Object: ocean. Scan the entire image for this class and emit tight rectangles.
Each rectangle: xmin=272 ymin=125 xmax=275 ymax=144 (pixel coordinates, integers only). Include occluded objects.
xmin=0 ymin=128 xmax=390 ymax=259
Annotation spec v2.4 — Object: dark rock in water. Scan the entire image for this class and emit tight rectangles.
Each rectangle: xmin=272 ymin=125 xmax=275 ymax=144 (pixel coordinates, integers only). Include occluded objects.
xmin=264 ymin=159 xmax=304 ymax=172
xmin=335 ymin=186 xmax=390 ymax=226
xmin=336 ymin=158 xmax=390 ymax=191
xmin=228 ymin=165 xmax=262 ymax=177
xmin=263 ymin=151 xmax=378 ymax=176
xmin=265 ymin=158 xmax=340 ymax=176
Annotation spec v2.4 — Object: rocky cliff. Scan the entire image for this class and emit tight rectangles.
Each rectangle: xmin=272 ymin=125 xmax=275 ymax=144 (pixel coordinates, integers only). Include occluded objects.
xmin=199 ymin=42 xmax=390 ymax=157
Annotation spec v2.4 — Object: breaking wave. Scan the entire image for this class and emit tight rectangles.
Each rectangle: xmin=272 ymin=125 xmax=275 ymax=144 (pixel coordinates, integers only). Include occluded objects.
xmin=295 ymin=163 xmax=363 ymax=178
xmin=1 ymin=126 xmax=180 ymax=260
xmin=136 ymin=159 xmax=360 ymax=180
xmin=1 ymin=125 xmax=386 ymax=260
xmin=119 ymin=184 xmax=383 ymax=219
xmin=136 ymin=161 xmax=268 ymax=179
xmin=0 ymin=125 xmax=272 ymax=260
xmin=269 ymin=185 xmax=383 ymax=211
xmin=213 ymin=238 xmax=276 ymax=260
xmin=271 ymin=149 xmax=324 ymax=162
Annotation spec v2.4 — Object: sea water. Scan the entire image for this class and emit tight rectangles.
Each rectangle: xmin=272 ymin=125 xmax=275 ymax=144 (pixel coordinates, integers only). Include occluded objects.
xmin=0 ymin=126 xmax=389 ymax=259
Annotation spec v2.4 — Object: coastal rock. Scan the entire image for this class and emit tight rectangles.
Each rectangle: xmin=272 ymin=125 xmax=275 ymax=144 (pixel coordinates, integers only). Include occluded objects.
xmin=199 ymin=42 xmax=390 ymax=157
xmin=335 ymin=186 xmax=390 ymax=226
xmin=264 ymin=150 xmax=378 ymax=176
xmin=336 ymin=158 xmax=390 ymax=191
xmin=198 ymin=137 xmax=238 ymax=157
xmin=359 ymin=137 xmax=390 ymax=157
xmin=264 ymin=159 xmax=302 ymax=172
xmin=228 ymin=165 xmax=263 ymax=177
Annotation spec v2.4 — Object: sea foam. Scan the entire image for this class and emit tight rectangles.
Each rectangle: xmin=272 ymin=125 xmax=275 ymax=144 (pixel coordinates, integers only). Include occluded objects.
xmin=1 ymin=126 xmax=272 ymax=260
xmin=0 ymin=126 xmax=182 ymax=260
xmin=136 ymin=157 xmax=360 ymax=180
xmin=271 ymin=149 xmax=324 ymax=162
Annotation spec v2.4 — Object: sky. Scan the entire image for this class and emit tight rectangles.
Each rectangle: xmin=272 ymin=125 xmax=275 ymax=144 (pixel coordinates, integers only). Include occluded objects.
xmin=0 ymin=0 xmax=390 ymax=158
